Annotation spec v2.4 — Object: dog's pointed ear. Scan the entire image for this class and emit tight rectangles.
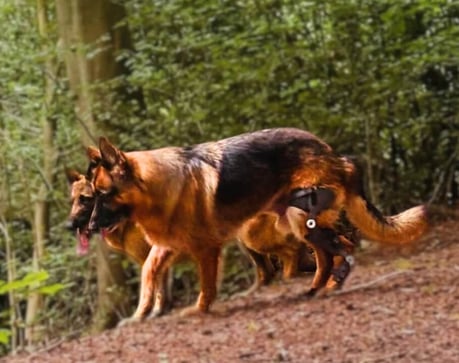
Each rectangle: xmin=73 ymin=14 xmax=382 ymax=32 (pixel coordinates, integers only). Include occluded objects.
xmin=86 ymin=146 xmax=101 ymax=164
xmin=99 ymin=137 xmax=126 ymax=169
xmin=65 ymin=168 xmax=82 ymax=184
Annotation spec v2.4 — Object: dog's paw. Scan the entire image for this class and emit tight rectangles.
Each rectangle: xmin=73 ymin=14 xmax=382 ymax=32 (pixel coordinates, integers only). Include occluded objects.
xmin=147 ymin=307 xmax=165 ymax=320
xmin=302 ymin=287 xmax=320 ymax=299
xmin=179 ymin=305 xmax=208 ymax=317
xmin=117 ymin=316 xmax=143 ymax=327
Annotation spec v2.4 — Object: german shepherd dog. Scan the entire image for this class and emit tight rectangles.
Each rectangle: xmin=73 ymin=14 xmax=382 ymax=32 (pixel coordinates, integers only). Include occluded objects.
xmin=66 ymin=168 xmax=178 ymax=318
xmin=239 ymin=212 xmax=353 ymax=292
xmin=66 ymin=161 xmax=152 ymax=264
xmin=88 ymin=128 xmax=428 ymax=316
xmin=66 ymin=159 xmax=318 ymax=320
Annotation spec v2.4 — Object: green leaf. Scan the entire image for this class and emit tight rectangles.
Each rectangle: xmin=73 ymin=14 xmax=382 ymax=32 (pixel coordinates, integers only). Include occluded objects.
xmin=0 ymin=271 xmax=49 ymax=295
xmin=22 ymin=270 xmax=49 ymax=283
xmin=0 ymin=329 xmax=11 ymax=345
xmin=36 ymin=283 xmax=67 ymax=296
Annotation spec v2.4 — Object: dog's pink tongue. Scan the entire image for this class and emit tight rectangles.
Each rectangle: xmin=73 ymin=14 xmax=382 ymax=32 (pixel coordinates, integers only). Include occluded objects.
xmin=76 ymin=228 xmax=90 ymax=256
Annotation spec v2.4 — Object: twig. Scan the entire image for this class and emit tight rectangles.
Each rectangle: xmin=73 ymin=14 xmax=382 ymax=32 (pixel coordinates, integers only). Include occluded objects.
xmin=332 ymin=270 xmax=412 ymax=296
xmin=357 ymin=351 xmax=406 ymax=363
xmin=428 ymin=145 xmax=459 ymax=205
xmin=26 ymin=330 xmax=88 ymax=359
xmin=26 ymin=338 xmax=66 ymax=359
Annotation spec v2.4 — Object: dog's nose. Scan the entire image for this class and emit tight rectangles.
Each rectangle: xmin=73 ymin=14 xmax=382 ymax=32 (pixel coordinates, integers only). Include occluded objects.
xmin=65 ymin=219 xmax=75 ymax=231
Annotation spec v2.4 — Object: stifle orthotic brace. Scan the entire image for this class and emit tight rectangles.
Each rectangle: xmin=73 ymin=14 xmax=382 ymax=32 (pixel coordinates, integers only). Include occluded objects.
xmin=289 ymin=188 xmax=355 ymax=281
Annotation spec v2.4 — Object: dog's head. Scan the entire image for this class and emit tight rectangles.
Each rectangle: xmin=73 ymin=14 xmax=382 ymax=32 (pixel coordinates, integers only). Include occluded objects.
xmin=88 ymin=137 xmax=133 ymax=235
xmin=65 ymin=146 xmax=108 ymax=255
xmin=65 ymin=169 xmax=95 ymax=255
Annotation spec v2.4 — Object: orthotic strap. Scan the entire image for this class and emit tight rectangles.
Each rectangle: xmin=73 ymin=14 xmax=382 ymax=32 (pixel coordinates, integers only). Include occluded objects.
xmin=288 ymin=187 xmax=355 ymax=263
xmin=289 ymin=188 xmax=335 ymax=228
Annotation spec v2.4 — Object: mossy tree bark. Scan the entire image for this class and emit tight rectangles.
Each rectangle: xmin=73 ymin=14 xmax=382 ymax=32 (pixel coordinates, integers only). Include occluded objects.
xmin=55 ymin=0 xmax=143 ymax=331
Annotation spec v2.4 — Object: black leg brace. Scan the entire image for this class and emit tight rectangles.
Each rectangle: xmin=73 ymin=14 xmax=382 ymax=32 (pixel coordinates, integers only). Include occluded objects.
xmin=289 ymin=188 xmax=355 ymax=282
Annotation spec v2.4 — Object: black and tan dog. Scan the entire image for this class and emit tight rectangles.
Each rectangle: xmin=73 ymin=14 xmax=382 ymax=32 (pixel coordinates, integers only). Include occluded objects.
xmin=66 ymin=169 xmax=175 ymax=319
xmin=87 ymin=128 xmax=428 ymax=317
xmin=66 ymin=167 xmax=318 ymax=322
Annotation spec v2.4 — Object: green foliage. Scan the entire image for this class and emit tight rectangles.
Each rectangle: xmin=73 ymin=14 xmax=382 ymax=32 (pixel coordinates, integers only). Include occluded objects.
xmin=0 ymin=329 xmax=10 ymax=345
xmin=0 ymin=1 xmax=90 ymax=355
xmin=0 ymin=270 xmax=66 ymax=351
xmin=0 ymin=271 xmax=66 ymax=297
xmin=117 ymin=0 xmax=458 ymax=206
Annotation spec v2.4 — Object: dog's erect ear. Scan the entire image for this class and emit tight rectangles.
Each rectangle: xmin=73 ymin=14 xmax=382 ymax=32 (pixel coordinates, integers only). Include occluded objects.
xmin=86 ymin=146 xmax=101 ymax=164
xmin=99 ymin=137 xmax=126 ymax=169
xmin=86 ymin=146 xmax=102 ymax=178
xmin=65 ymin=168 xmax=82 ymax=184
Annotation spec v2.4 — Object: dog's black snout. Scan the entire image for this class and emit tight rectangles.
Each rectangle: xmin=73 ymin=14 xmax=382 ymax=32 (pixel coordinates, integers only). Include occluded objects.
xmin=65 ymin=219 xmax=75 ymax=231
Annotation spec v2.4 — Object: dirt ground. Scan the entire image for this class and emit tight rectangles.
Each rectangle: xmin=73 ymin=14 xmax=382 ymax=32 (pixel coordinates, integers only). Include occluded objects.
xmin=3 ymin=218 xmax=459 ymax=363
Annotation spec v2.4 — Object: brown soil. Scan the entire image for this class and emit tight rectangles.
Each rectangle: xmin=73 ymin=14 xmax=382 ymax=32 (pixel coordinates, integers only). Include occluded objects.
xmin=3 ymin=219 xmax=459 ymax=363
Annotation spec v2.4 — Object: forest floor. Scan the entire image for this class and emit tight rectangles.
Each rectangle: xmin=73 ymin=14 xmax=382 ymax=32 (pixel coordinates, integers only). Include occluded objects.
xmin=2 ymin=215 xmax=459 ymax=363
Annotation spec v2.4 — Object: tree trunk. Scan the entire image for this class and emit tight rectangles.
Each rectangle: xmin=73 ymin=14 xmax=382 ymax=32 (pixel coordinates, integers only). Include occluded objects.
xmin=25 ymin=0 xmax=57 ymax=345
xmin=364 ymin=116 xmax=378 ymax=205
xmin=0 ymin=221 xmax=19 ymax=352
xmin=55 ymin=0 xmax=141 ymax=330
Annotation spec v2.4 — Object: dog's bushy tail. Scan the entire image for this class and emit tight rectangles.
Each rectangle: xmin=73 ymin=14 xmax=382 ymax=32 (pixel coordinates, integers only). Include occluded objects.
xmin=345 ymin=193 xmax=428 ymax=244
xmin=341 ymin=157 xmax=428 ymax=244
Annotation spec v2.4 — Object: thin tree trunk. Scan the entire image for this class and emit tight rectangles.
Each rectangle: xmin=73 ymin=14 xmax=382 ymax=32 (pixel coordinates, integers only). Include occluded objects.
xmin=0 ymin=221 xmax=18 ymax=352
xmin=364 ymin=116 xmax=378 ymax=205
xmin=25 ymin=0 xmax=57 ymax=345
xmin=55 ymin=0 xmax=141 ymax=330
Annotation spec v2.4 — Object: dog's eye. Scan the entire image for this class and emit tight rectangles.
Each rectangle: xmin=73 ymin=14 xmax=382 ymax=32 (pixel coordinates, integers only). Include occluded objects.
xmin=79 ymin=195 xmax=93 ymax=204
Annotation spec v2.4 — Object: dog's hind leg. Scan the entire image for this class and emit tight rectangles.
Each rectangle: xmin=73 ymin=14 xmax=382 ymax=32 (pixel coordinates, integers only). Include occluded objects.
xmin=229 ymin=244 xmax=276 ymax=298
xmin=280 ymin=250 xmax=300 ymax=279
xmin=244 ymin=246 xmax=276 ymax=287
xmin=324 ymin=235 xmax=355 ymax=292
xmin=283 ymin=206 xmax=337 ymax=297
xmin=297 ymin=243 xmax=316 ymax=273
xmin=305 ymin=246 xmax=334 ymax=297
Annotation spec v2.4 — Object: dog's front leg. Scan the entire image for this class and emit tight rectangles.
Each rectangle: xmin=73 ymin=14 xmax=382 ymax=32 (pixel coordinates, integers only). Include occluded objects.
xmin=118 ymin=245 xmax=173 ymax=326
xmin=149 ymin=251 xmax=177 ymax=318
xmin=180 ymin=246 xmax=221 ymax=316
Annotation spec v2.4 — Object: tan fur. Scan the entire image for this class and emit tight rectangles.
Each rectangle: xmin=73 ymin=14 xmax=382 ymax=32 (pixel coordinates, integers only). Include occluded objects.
xmin=67 ymin=170 xmax=151 ymax=264
xmin=91 ymin=129 xmax=428 ymax=315
xmin=101 ymin=220 xmax=151 ymax=265
xmin=240 ymin=214 xmax=315 ymax=279
xmin=346 ymin=198 xmax=428 ymax=244
xmin=69 ymin=168 xmax=313 ymax=321
xmin=67 ymin=171 xmax=174 ymax=317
